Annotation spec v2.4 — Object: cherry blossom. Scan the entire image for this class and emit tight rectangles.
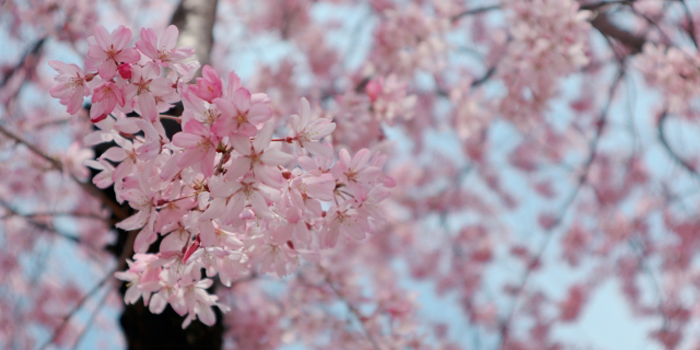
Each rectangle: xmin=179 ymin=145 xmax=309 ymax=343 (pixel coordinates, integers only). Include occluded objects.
xmin=86 ymin=25 xmax=140 ymax=80
xmin=136 ymin=25 xmax=195 ymax=73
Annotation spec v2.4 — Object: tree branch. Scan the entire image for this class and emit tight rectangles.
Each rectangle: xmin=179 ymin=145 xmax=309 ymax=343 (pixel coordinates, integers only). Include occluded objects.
xmin=497 ymin=68 xmax=625 ymax=349
xmin=590 ymin=12 xmax=646 ymax=54
xmin=0 ymin=198 xmax=93 ymax=246
xmin=657 ymin=111 xmax=700 ymax=181
xmin=451 ymin=4 xmax=501 ymax=23
xmin=36 ymin=269 xmax=116 ymax=350
xmin=0 ymin=38 xmax=46 ymax=89
xmin=0 ymin=211 xmax=108 ymax=221
xmin=679 ymin=0 xmax=699 ymax=49
xmin=0 ymin=124 xmax=129 ymax=220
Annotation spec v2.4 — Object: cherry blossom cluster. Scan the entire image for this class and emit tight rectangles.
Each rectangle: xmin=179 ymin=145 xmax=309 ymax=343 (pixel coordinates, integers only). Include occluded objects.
xmin=636 ymin=43 xmax=700 ymax=114
xmin=371 ymin=4 xmax=450 ymax=76
xmin=49 ymin=24 xmax=393 ymax=328
xmin=499 ymin=0 xmax=592 ymax=126
xmin=365 ymin=75 xmax=417 ymax=125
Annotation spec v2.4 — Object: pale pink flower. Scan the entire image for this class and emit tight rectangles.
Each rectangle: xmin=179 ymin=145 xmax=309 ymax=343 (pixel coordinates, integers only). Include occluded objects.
xmin=115 ymin=166 xmax=160 ymax=253
xmin=124 ymin=62 xmax=177 ymax=121
xmin=331 ymin=148 xmax=382 ymax=184
xmin=321 ymin=201 xmax=364 ymax=248
xmin=84 ymin=158 xmax=115 ymax=189
xmin=99 ymin=136 xmax=139 ymax=182
xmin=90 ymin=81 xmax=126 ymax=122
xmin=289 ymin=97 xmax=336 ymax=158
xmin=248 ymin=227 xmax=299 ymax=277
xmin=114 ymin=254 xmax=162 ymax=305
xmin=228 ymin=122 xmax=294 ymax=187
xmin=48 ymin=60 xmax=91 ymax=115
xmin=171 ymin=119 xmax=220 ymax=178
xmin=86 ymin=25 xmax=140 ymax=80
xmin=173 ymin=276 xmax=229 ymax=328
xmin=203 ymin=173 xmax=280 ymax=222
xmin=213 ymin=88 xmax=272 ymax=137
xmin=188 ymin=65 xmax=223 ymax=103
xmin=288 ymin=174 xmax=335 ymax=216
xmin=148 ymin=268 xmax=180 ymax=314
xmin=136 ymin=25 xmax=195 ymax=72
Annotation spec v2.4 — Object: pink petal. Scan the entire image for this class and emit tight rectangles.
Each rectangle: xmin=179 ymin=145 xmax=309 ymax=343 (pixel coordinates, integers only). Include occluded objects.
xmin=304 ymin=141 xmax=333 ymax=159
xmin=232 ymin=88 xmax=251 ymax=113
xmin=351 ymin=149 xmax=371 ymax=169
xmin=253 ymin=122 xmax=274 ymax=152
xmin=138 ymin=93 xmax=158 ymax=121
xmin=250 ymin=191 xmax=274 ymax=219
xmin=117 ymin=48 xmax=141 ymax=63
xmin=113 ymin=26 xmax=132 ymax=50
xmin=230 ymin=135 xmax=251 ymax=156
xmin=183 ymin=119 xmax=210 ymax=137
xmin=98 ymin=60 xmax=117 ymax=80
xmin=247 ymin=103 xmax=271 ymax=124
xmin=94 ymin=26 xmax=111 ymax=50
xmin=260 ymin=148 xmax=294 ymax=166
xmin=100 ymin=146 xmax=128 ymax=162
xmin=254 ymin=165 xmax=284 ymax=188
xmin=161 ymin=25 xmax=179 ymax=51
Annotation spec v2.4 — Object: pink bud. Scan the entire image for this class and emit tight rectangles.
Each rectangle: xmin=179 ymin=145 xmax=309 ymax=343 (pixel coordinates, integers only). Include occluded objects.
xmin=90 ymin=113 xmax=108 ymax=123
xmin=118 ymin=63 xmax=132 ymax=79
xmin=365 ymin=79 xmax=382 ymax=102
xmin=182 ymin=236 xmax=201 ymax=263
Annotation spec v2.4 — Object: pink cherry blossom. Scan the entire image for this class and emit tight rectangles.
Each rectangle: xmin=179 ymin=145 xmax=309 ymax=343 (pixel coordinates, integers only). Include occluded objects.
xmin=48 ymin=60 xmax=91 ymax=115
xmin=289 ymin=97 xmax=336 ymax=158
xmin=90 ymin=81 xmax=126 ymax=122
xmin=86 ymin=25 xmax=140 ymax=80
xmin=136 ymin=25 xmax=195 ymax=72
xmin=188 ymin=65 xmax=223 ymax=103
xmin=213 ymin=87 xmax=272 ymax=137
xmin=228 ymin=122 xmax=294 ymax=187
xmin=171 ymin=119 xmax=220 ymax=178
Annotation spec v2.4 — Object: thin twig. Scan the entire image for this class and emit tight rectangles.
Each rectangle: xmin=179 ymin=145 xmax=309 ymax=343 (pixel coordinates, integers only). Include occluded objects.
xmin=70 ymin=286 xmax=112 ymax=350
xmin=451 ymin=4 xmax=500 ymax=22
xmin=497 ymin=68 xmax=624 ymax=349
xmin=679 ymin=0 xmax=698 ymax=49
xmin=36 ymin=269 xmax=116 ymax=350
xmin=580 ymin=0 xmax=635 ymax=11
xmin=0 ymin=124 xmax=129 ymax=220
xmin=0 ymin=198 xmax=92 ymax=246
xmin=0 ymin=211 xmax=107 ymax=221
xmin=0 ymin=38 xmax=46 ymax=89
xmin=657 ymin=111 xmax=700 ymax=182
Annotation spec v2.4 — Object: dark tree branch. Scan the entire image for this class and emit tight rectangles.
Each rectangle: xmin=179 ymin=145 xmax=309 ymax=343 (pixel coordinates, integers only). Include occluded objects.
xmin=0 ymin=38 xmax=46 ymax=89
xmin=0 ymin=198 xmax=94 ymax=246
xmin=658 ymin=112 xmax=700 ymax=181
xmin=580 ymin=0 xmax=635 ymax=11
xmin=590 ymin=12 xmax=646 ymax=54
xmin=679 ymin=0 xmax=699 ymax=49
xmin=451 ymin=4 xmax=501 ymax=23
xmin=0 ymin=124 xmax=130 ymax=220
